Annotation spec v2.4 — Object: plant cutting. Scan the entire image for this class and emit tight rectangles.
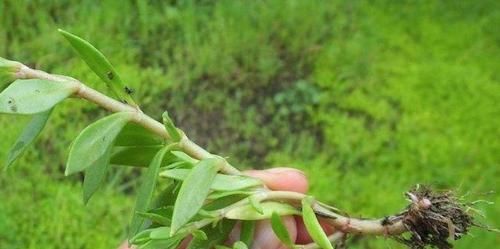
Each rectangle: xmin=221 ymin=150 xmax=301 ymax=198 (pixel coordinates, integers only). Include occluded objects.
xmin=0 ymin=29 xmax=495 ymax=249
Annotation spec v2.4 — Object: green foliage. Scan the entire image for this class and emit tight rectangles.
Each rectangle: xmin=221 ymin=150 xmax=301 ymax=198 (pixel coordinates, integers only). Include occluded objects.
xmin=5 ymin=109 xmax=51 ymax=168
xmin=239 ymin=221 xmax=255 ymax=248
xmin=302 ymin=197 xmax=334 ymax=249
xmin=171 ymin=158 xmax=221 ymax=235
xmin=160 ymin=168 xmax=262 ymax=191
xmin=0 ymin=79 xmax=75 ymax=114
xmin=130 ymin=146 xmax=171 ymax=236
xmin=58 ymin=29 xmax=136 ymax=106
xmin=225 ymin=202 xmax=300 ymax=220
xmin=114 ymin=123 xmax=163 ymax=147
xmin=1 ymin=0 xmax=499 ymax=248
xmin=271 ymin=212 xmax=295 ymax=248
xmin=0 ymin=57 xmax=21 ymax=86
xmin=66 ymin=112 xmax=133 ymax=175
xmin=82 ymin=145 xmax=112 ymax=204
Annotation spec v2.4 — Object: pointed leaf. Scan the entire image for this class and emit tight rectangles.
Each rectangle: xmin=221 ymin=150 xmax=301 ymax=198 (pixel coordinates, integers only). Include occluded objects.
xmin=130 ymin=146 xmax=171 ymax=236
xmin=170 ymin=158 xmax=222 ymax=235
xmin=0 ymin=79 xmax=76 ymax=114
xmin=58 ymin=29 xmax=136 ymax=105
xmin=82 ymin=145 xmax=112 ymax=204
xmin=160 ymin=168 xmax=262 ymax=191
xmin=240 ymin=221 xmax=255 ymax=247
xmin=5 ymin=109 xmax=52 ymax=168
xmin=271 ymin=212 xmax=294 ymax=248
xmin=225 ymin=202 xmax=300 ymax=220
xmin=302 ymin=197 xmax=333 ymax=249
xmin=66 ymin=112 xmax=133 ymax=175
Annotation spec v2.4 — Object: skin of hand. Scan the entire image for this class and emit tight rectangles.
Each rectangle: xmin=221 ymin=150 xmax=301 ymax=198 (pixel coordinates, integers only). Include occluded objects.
xmin=118 ymin=167 xmax=334 ymax=249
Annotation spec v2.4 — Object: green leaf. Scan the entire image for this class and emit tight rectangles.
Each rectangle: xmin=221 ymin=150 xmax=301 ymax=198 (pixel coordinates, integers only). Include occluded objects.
xmin=162 ymin=111 xmax=182 ymax=142
xmin=191 ymin=230 xmax=208 ymax=240
xmin=0 ymin=57 xmax=22 ymax=86
xmin=58 ymin=29 xmax=136 ymax=105
xmin=130 ymin=146 xmax=172 ymax=236
xmin=302 ymin=197 xmax=333 ymax=249
xmin=203 ymin=195 xmax=248 ymax=211
xmin=115 ymin=123 xmax=163 ymax=146
xmin=149 ymin=226 xmax=171 ymax=240
xmin=233 ymin=241 xmax=248 ymax=249
xmin=82 ymin=145 xmax=112 ymax=204
xmin=225 ymin=202 xmax=300 ymax=220
xmin=151 ymin=182 xmax=178 ymax=208
xmin=110 ymin=145 xmax=163 ymax=167
xmin=240 ymin=221 xmax=255 ymax=247
xmin=208 ymin=190 xmax=252 ymax=200
xmin=170 ymin=158 xmax=222 ymax=235
xmin=5 ymin=109 xmax=52 ymax=169
xmin=66 ymin=112 xmax=133 ymax=175
xmin=160 ymin=168 xmax=262 ymax=191
xmin=130 ymin=228 xmax=152 ymax=245
xmin=271 ymin=212 xmax=295 ymax=248
xmin=249 ymin=196 xmax=264 ymax=214
xmin=137 ymin=206 xmax=173 ymax=226
xmin=0 ymin=79 xmax=76 ymax=114
xmin=187 ymin=220 xmax=236 ymax=249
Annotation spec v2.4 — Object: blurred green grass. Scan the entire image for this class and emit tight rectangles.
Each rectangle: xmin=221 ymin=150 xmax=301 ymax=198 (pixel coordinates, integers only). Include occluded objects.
xmin=0 ymin=0 xmax=499 ymax=248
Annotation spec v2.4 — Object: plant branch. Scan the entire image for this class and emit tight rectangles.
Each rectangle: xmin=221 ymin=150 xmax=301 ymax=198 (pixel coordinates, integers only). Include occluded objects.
xmin=214 ymin=190 xmax=407 ymax=237
xmin=16 ymin=63 xmax=240 ymax=175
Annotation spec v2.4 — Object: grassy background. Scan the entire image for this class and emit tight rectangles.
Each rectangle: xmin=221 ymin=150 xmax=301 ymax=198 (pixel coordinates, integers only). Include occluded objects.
xmin=1 ymin=0 xmax=499 ymax=248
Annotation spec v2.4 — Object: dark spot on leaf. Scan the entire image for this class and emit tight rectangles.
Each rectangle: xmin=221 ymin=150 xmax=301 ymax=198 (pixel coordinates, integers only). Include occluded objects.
xmin=7 ymin=97 xmax=17 ymax=112
xmin=124 ymin=86 xmax=134 ymax=95
xmin=35 ymin=89 xmax=41 ymax=93
xmin=107 ymin=71 xmax=114 ymax=80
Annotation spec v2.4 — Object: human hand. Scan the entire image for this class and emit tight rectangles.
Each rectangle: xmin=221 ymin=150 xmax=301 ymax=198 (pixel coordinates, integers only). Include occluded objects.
xmin=119 ymin=167 xmax=334 ymax=249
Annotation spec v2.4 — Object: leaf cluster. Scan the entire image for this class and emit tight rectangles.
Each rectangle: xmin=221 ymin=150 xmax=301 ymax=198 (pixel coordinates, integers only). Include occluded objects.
xmin=0 ymin=30 xmax=335 ymax=249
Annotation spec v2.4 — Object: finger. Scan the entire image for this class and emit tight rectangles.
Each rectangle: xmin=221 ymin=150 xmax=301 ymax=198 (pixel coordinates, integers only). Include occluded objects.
xmin=252 ymin=216 xmax=297 ymax=249
xmin=244 ymin=167 xmax=309 ymax=193
xmin=244 ymin=168 xmax=307 ymax=248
